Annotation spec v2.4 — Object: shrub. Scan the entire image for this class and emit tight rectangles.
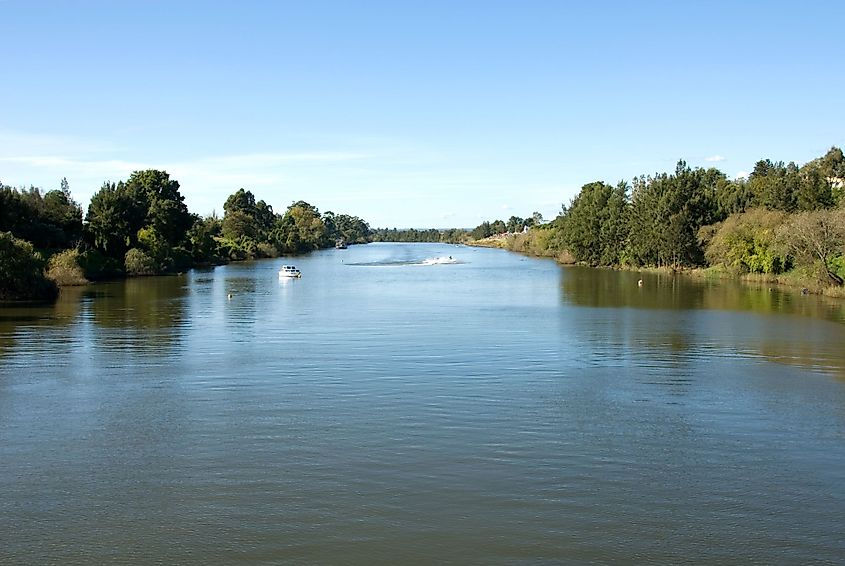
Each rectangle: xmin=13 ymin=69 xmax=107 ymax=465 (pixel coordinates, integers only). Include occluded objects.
xmin=776 ymin=209 xmax=845 ymax=285
xmin=77 ymin=249 xmax=123 ymax=280
xmin=0 ymin=231 xmax=58 ymax=302
xmin=255 ymin=242 xmax=278 ymax=258
xmin=830 ymin=255 xmax=845 ymax=282
xmin=124 ymin=248 xmax=158 ymax=276
xmin=701 ymin=209 xmax=788 ymax=274
xmin=169 ymin=246 xmax=194 ymax=271
xmin=46 ymin=249 xmax=89 ymax=286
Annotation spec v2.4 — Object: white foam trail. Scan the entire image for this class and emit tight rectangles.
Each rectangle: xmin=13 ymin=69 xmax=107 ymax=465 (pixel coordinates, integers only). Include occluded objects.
xmin=420 ymin=256 xmax=458 ymax=265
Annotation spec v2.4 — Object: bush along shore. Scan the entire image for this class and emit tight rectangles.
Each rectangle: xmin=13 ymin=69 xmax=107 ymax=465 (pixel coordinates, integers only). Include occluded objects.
xmin=0 ymin=171 xmax=372 ymax=302
xmin=468 ymin=147 xmax=845 ymax=297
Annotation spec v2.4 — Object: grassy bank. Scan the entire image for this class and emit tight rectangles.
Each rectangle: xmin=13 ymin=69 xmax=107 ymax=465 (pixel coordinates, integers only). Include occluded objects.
xmin=468 ymin=231 xmax=576 ymax=264
xmin=469 ymin=230 xmax=845 ymax=298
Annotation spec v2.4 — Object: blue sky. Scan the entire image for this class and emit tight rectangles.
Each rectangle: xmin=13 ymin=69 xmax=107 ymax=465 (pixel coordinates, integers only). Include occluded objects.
xmin=2 ymin=1 xmax=843 ymax=228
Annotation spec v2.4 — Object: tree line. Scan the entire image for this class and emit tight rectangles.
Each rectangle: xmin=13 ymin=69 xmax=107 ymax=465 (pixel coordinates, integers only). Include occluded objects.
xmin=477 ymin=147 xmax=845 ymax=290
xmin=468 ymin=213 xmax=544 ymax=240
xmin=0 ymin=169 xmax=371 ymax=301
xmin=369 ymin=227 xmax=468 ymax=244
xmin=368 ymin=214 xmax=546 ymax=244
xmin=5 ymin=146 xmax=844 ymax=301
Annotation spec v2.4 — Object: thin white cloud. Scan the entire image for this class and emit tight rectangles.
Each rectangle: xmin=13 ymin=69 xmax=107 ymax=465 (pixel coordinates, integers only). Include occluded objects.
xmin=705 ymin=155 xmax=726 ymax=163
xmin=735 ymin=171 xmax=749 ymax=180
xmin=0 ymin=145 xmax=379 ymax=214
xmin=0 ymin=130 xmax=117 ymax=156
xmin=0 ymin=155 xmax=144 ymax=173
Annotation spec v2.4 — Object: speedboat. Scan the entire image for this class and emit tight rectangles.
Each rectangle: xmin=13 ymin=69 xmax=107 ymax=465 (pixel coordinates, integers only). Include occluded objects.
xmin=279 ymin=265 xmax=302 ymax=278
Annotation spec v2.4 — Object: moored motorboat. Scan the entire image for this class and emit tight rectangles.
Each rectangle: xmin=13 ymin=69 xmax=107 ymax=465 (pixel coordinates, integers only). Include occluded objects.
xmin=279 ymin=265 xmax=302 ymax=278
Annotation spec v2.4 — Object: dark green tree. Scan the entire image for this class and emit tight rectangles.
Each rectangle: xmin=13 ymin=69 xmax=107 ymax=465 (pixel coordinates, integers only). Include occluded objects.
xmin=557 ymin=181 xmax=628 ymax=265
xmin=714 ymin=178 xmax=753 ymax=217
xmin=332 ymin=213 xmax=371 ymax=244
xmin=796 ymin=167 xmax=834 ymax=211
xmin=186 ymin=214 xmax=223 ymax=263
xmin=748 ymin=160 xmax=798 ymax=212
xmin=627 ymin=162 xmax=718 ymax=267
xmin=221 ymin=189 xmax=272 ymax=242
xmin=85 ymin=181 xmax=146 ymax=258
xmin=506 ymin=216 xmax=526 ymax=233
xmin=271 ymin=201 xmax=326 ymax=253
xmin=0 ymin=231 xmax=58 ymax=301
xmin=126 ymin=170 xmax=192 ymax=249
xmin=43 ymin=179 xmax=83 ymax=245
xmin=0 ymin=182 xmax=82 ymax=249
xmin=470 ymin=221 xmax=493 ymax=240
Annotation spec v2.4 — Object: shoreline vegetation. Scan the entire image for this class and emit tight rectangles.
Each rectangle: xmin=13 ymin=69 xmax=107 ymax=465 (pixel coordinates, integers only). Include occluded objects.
xmin=469 ymin=234 xmax=845 ymax=299
xmin=2 ymin=146 xmax=844 ymax=302
xmin=1 ymin=171 xmax=371 ymax=302
xmin=468 ymin=146 xmax=845 ymax=299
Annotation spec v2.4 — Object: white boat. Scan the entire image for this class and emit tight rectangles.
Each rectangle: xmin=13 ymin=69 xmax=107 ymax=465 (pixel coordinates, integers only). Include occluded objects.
xmin=279 ymin=265 xmax=302 ymax=278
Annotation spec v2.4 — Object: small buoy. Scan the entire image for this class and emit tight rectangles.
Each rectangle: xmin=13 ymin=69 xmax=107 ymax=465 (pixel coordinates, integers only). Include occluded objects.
xmin=637 ymin=279 xmax=643 ymax=287
xmin=227 ymin=293 xmax=233 ymax=300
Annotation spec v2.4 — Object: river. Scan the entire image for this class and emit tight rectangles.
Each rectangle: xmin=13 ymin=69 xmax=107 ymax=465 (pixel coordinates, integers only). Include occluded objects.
xmin=1 ymin=243 xmax=844 ymax=564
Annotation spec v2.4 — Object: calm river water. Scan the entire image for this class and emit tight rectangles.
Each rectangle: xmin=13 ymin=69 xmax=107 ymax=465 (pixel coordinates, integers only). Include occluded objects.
xmin=2 ymin=243 xmax=844 ymax=564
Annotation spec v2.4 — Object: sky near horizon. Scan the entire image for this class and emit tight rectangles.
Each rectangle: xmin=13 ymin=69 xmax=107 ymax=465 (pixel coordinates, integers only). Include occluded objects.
xmin=2 ymin=1 xmax=844 ymax=228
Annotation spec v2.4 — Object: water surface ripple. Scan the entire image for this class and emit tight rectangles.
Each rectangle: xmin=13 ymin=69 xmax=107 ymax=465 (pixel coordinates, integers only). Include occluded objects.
xmin=1 ymin=243 xmax=844 ymax=564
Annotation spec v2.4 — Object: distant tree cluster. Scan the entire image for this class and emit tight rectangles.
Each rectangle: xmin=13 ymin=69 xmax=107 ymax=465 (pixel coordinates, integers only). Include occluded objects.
xmin=370 ymin=227 xmax=468 ymax=243
xmin=469 ymin=213 xmax=544 ymax=240
xmin=0 ymin=170 xmax=371 ymax=301
xmin=215 ymin=189 xmax=371 ymax=259
xmin=85 ymin=170 xmax=195 ymax=275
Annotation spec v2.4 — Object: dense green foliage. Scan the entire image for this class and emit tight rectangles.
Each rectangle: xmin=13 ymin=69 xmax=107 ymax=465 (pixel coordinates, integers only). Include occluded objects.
xmin=0 ymin=232 xmax=58 ymax=301
xmin=324 ymin=212 xmax=371 ymax=245
xmin=700 ymin=209 xmax=789 ymax=274
xmin=472 ymin=147 xmax=845 ymax=289
xmin=0 ymin=170 xmax=371 ymax=300
xmin=557 ymin=181 xmax=627 ymax=266
xmin=3 ymin=146 xmax=844 ymax=301
xmin=0 ymin=178 xmax=83 ymax=250
xmin=625 ymin=162 xmax=720 ymax=268
xmin=217 ymin=191 xmax=372 ymax=258
xmin=85 ymin=170 xmax=194 ymax=274
xmin=82 ymin=175 xmax=371 ymax=270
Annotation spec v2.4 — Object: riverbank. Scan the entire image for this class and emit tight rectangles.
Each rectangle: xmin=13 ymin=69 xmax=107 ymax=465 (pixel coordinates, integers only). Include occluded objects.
xmin=468 ymin=233 xmax=845 ymax=299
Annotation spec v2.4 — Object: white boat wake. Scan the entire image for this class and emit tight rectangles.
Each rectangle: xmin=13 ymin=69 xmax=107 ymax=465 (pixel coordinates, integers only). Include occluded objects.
xmin=346 ymin=256 xmax=462 ymax=267
xmin=419 ymin=256 xmax=458 ymax=265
